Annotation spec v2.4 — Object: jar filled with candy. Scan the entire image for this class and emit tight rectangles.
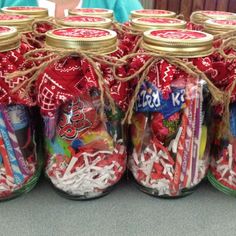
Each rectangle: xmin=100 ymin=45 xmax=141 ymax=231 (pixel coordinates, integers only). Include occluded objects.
xmin=189 ymin=10 xmax=236 ymax=31
xmin=1 ymin=6 xmax=53 ymax=47
xmin=0 ymin=14 xmax=34 ymax=33
xmin=130 ymin=17 xmax=186 ymax=31
xmin=32 ymin=27 xmax=128 ymax=200
xmin=0 ymin=26 xmax=41 ymax=201
xmin=68 ymin=8 xmax=114 ymax=19
xmin=56 ymin=15 xmax=112 ymax=29
xmin=202 ymin=19 xmax=236 ymax=196
xmin=204 ymin=19 xmax=236 ymax=35
xmin=127 ymin=29 xmax=217 ymax=198
xmin=1 ymin=6 xmax=48 ymax=19
xmin=130 ymin=9 xmax=176 ymax=19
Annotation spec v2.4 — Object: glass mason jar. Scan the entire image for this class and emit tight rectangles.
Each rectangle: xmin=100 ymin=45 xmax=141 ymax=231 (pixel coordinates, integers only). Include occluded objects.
xmin=38 ymin=28 xmax=127 ymax=200
xmin=130 ymin=9 xmax=176 ymax=19
xmin=118 ymin=17 xmax=186 ymax=56
xmin=189 ymin=10 xmax=236 ymax=31
xmin=0 ymin=14 xmax=34 ymax=34
xmin=0 ymin=26 xmax=41 ymax=201
xmin=68 ymin=8 xmax=114 ymax=19
xmin=56 ymin=15 xmax=112 ymax=29
xmin=129 ymin=29 xmax=214 ymax=198
xmin=1 ymin=6 xmax=51 ymax=47
xmin=202 ymin=19 xmax=236 ymax=196
xmin=1 ymin=6 xmax=48 ymax=19
xmin=130 ymin=17 xmax=186 ymax=31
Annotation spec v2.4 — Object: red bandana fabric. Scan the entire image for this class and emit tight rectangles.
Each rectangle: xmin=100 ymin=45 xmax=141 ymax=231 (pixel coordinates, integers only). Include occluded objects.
xmin=0 ymin=43 xmax=35 ymax=106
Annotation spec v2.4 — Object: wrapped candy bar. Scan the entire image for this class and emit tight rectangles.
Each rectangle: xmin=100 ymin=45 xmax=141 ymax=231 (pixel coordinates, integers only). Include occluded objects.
xmin=189 ymin=10 xmax=236 ymax=31
xmin=21 ymin=27 xmax=128 ymax=200
xmin=0 ymin=26 xmax=41 ymax=201
xmin=116 ymin=29 xmax=221 ymax=198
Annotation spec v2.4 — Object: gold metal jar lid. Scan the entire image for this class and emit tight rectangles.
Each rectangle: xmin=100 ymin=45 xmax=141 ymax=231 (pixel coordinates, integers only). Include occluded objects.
xmin=131 ymin=17 xmax=186 ymax=31
xmin=46 ymin=27 xmax=117 ymax=54
xmin=56 ymin=15 xmax=112 ymax=29
xmin=204 ymin=19 xmax=236 ymax=35
xmin=130 ymin=9 xmax=176 ymax=19
xmin=142 ymin=29 xmax=213 ymax=58
xmin=68 ymin=8 xmax=113 ymax=19
xmin=0 ymin=26 xmax=20 ymax=52
xmin=1 ymin=6 xmax=48 ymax=19
xmin=190 ymin=10 xmax=236 ymax=25
xmin=0 ymin=14 xmax=34 ymax=32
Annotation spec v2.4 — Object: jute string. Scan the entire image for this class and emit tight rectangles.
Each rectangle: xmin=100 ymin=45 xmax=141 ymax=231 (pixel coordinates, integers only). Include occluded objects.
xmin=220 ymin=77 xmax=236 ymax=140
xmin=31 ymin=17 xmax=59 ymax=37
xmin=190 ymin=12 xmax=215 ymax=25
xmin=214 ymin=36 xmax=236 ymax=60
xmin=176 ymin=14 xmax=185 ymax=20
xmin=7 ymin=47 xmax=128 ymax=120
xmin=110 ymin=51 xmax=224 ymax=124
xmin=112 ymin=22 xmax=143 ymax=36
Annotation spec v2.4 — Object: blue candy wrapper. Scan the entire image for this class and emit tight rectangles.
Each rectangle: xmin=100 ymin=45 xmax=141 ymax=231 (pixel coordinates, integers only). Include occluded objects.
xmin=230 ymin=103 xmax=236 ymax=137
xmin=135 ymin=81 xmax=185 ymax=118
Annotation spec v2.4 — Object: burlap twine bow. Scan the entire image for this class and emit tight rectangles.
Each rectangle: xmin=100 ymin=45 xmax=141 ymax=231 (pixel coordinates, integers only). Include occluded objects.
xmin=6 ymin=43 xmax=226 ymax=137
xmin=6 ymin=45 xmax=126 ymax=121
xmin=30 ymin=18 xmax=144 ymax=54
xmin=110 ymin=51 xmax=224 ymax=127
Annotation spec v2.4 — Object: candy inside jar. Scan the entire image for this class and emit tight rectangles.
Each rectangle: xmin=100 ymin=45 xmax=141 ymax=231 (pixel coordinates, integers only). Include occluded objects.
xmin=35 ymin=27 xmax=128 ymax=199
xmin=128 ymin=29 xmax=215 ymax=197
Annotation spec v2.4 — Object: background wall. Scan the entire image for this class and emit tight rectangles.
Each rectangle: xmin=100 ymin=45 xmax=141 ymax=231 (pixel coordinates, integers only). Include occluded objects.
xmin=140 ymin=0 xmax=236 ymax=20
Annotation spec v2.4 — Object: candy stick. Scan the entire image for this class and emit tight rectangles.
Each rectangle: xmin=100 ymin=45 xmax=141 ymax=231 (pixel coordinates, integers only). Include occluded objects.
xmin=182 ymin=83 xmax=198 ymax=188
xmin=172 ymin=114 xmax=187 ymax=195
xmin=181 ymin=92 xmax=196 ymax=189
xmin=191 ymin=83 xmax=203 ymax=185
xmin=0 ymin=110 xmax=24 ymax=185
xmin=0 ymin=135 xmax=14 ymax=183
xmin=0 ymin=106 xmax=31 ymax=175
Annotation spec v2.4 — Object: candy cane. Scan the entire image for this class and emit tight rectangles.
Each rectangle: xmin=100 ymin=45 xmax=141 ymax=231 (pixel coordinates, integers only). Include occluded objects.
xmin=192 ymin=83 xmax=203 ymax=185
xmin=0 ymin=111 xmax=24 ymax=185
xmin=0 ymin=135 xmax=14 ymax=183
xmin=182 ymin=82 xmax=198 ymax=188
xmin=0 ymin=106 xmax=31 ymax=175
xmin=172 ymin=115 xmax=187 ymax=195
